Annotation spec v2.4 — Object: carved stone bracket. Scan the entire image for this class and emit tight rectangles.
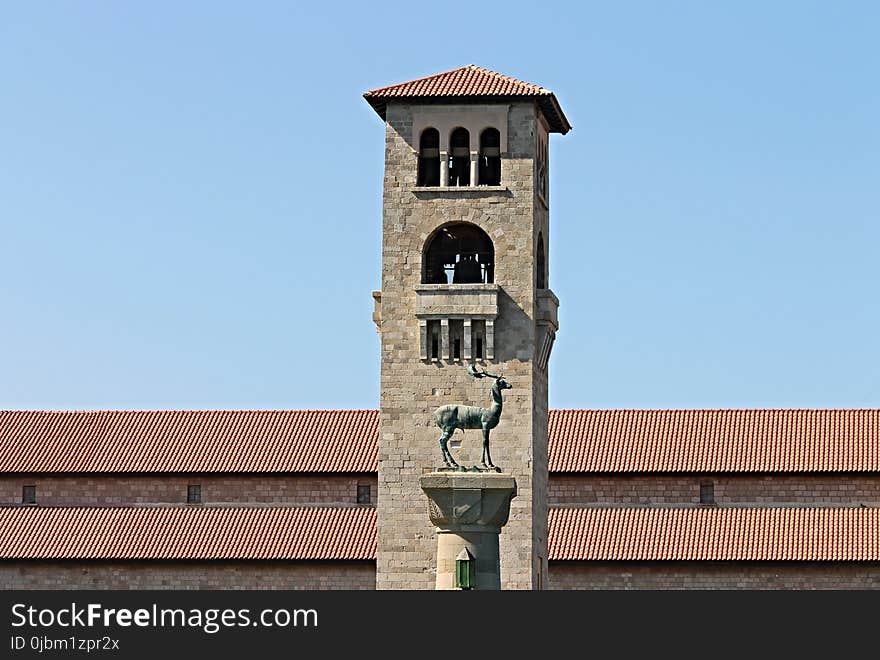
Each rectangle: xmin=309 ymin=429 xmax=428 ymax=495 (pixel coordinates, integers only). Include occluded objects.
xmin=371 ymin=290 xmax=382 ymax=332
xmin=536 ymin=288 xmax=559 ymax=371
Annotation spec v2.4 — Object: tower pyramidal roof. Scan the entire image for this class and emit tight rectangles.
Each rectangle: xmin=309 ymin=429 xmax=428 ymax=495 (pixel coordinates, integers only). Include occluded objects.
xmin=364 ymin=64 xmax=571 ymax=134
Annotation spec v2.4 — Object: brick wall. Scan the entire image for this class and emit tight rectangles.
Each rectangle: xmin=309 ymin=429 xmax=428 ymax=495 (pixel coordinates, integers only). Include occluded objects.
xmin=549 ymin=474 xmax=880 ymax=506
xmin=549 ymin=561 xmax=880 ymax=589
xmin=0 ymin=561 xmax=376 ymax=590
xmin=0 ymin=476 xmax=378 ymax=506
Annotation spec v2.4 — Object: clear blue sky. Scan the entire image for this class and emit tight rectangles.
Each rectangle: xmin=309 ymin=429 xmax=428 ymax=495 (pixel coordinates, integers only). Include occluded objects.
xmin=1 ymin=2 xmax=878 ymax=410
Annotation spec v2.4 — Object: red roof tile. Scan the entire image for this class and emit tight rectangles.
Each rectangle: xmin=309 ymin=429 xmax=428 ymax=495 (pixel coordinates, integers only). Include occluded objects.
xmin=0 ymin=410 xmax=377 ymax=474
xmin=366 ymin=65 xmax=552 ymax=100
xmin=549 ymin=409 xmax=880 ymax=473
xmin=2 ymin=408 xmax=879 ymax=475
xmin=364 ymin=65 xmax=571 ymax=134
xmin=0 ymin=506 xmax=375 ymax=560
xmin=3 ymin=505 xmax=876 ymax=563
xmin=549 ymin=507 xmax=880 ymax=561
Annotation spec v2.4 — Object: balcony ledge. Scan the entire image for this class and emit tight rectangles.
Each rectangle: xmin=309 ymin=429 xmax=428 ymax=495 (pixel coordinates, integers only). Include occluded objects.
xmin=415 ymin=283 xmax=498 ymax=318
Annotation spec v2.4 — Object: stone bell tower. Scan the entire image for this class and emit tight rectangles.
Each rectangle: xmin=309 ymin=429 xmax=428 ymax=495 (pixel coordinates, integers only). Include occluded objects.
xmin=365 ymin=65 xmax=570 ymax=590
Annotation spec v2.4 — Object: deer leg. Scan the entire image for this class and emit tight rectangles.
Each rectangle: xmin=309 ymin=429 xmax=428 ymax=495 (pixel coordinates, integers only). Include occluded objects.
xmin=481 ymin=427 xmax=496 ymax=470
xmin=440 ymin=430 xmax=459 ymax=468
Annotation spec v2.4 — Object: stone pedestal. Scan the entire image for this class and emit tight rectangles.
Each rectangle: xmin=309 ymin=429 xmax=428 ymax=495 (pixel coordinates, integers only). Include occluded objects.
xmin=419 ymin=472 xmax=517 ymax=590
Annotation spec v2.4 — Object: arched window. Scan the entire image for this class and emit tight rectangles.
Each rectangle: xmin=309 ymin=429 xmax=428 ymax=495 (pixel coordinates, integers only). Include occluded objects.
xmin=448 ymin=128 xmax=470 ymax=187
xmin=537 ymin=135 xmax=548 ymax=199
xmin=423 ymin=222 xmax=494 ymax=284
xmin=417 ymin=128 xmax=440 ymax=187
xmin=479 ymin=128 xmax=501 ymax=186
xmin=536 ymin=232 xmax=546 ymax=289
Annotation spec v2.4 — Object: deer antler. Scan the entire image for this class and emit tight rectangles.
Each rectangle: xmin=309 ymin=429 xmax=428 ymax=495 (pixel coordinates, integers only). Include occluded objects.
xmin=466 ymin=364 xmax=501 ymax=380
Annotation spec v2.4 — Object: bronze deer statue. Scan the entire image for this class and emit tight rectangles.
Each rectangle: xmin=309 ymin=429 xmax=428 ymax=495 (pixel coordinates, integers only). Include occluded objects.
xmin=434 ymin=364 xmax=511 ymax=471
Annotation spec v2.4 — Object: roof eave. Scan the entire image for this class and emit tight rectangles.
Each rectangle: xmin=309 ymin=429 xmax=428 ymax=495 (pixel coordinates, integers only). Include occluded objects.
xmin=541 ymin=95 xmax=572 ymax=135
xmin=362 ymin=93 xmax=388 ymax=122
xmin=362 ymin=94 xmax=571 ymax=134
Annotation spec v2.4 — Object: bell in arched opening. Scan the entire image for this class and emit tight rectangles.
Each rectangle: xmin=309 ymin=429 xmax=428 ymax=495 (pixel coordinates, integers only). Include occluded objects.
xmin=417 ymin=128 xmax=440 ymax=187
xmin=478 ymin=128 xmax=501 ymax=186
xmin=423 ymin=222 xmax=494 ymax=284
xmin=448 ymin=128 xmax=470 ymax=187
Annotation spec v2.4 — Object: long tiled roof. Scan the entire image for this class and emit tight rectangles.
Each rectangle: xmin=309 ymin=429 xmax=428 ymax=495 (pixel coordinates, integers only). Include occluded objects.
xmin=363 ymin=65 xmax=571 ymax=134
xmin=548 ymin=409 xmax=880 ymax=473
xmin=0 ymin=506 xmax=375 ymax=560
xmin=0 ymin=410 xmax=378 ymax=473
xmin=2 ymin=408 xmax=879 ymax=474
xmin=549 ymin=507 xmax=880 ymax=561
xmin=2 ymin=505 xmax=877 ymax=562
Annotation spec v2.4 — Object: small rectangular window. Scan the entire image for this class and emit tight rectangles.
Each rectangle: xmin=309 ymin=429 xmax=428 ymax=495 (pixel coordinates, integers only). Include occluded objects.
xmin=700 ymin=483 xmax=715 ymax=505
xmin=472 ymin=320 xmax=486 ymax=359
xmin=22 ymin=485 xmax=36 ymax=505
xmin=428 ymin=320 xmax=440 ymax=360
xmin=357 ymin=485 xmax=371 ymax=504
xmin=447 ymin=319 xmax=463 ymax=362
xmin=187 ymin=484 xmax=201 ymax=504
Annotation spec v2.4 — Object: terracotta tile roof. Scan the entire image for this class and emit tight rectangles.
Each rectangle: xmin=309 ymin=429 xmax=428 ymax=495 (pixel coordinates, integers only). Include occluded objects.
xmin=366 ymin=64 xmax=551 ymax=100
xmin=363 ymin=65 xmax=571 ymax=134
xmin=4 ymin=505 xmax=877 ymax=563
xmin=548 ymin=506 xmax=880 ymax=561
xmin=0 ymin=506 xmax=375 ymax=560
xmin=548 ymin=409 xmax=880 ymax=473
xmin=3 ymin=408 xmax=880 ymax=475
xmin=0 ymin=410 xmax=377 ymax=474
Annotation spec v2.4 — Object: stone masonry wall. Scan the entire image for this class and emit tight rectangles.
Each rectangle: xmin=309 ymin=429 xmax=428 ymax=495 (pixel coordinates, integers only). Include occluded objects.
xmin=0 ymin=476 xmax=377 ymax=506
xmin=8 ymin=473 xmax=875 ymax=508
xmin=549 ymin=474 xmax=880 ymax=505
xmin=14 ymin=559 xmax=880 ymax=590
xmin=0 ymin=561 xmax=376 ymax=590
xmin=549 ymin=561 xmax=880 ymax=589
xmin=531 ymin=141 xmax=551 ymax=589
xmin=377 ymin=101 xmax=547 ymax=589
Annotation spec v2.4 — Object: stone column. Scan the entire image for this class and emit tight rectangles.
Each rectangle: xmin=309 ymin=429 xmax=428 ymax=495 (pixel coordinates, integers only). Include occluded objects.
xmin=440 ymin=319 xmax=450 ymax=361
xmin=419 ymin=472 xmax=517 ymax=590
xmin=470 ymin=151 xmax=479 ymax=186
xmin=439 ymin=151 xmax=449 ymax=187
xmin=485 ymin=319 xmax=495 ymax=360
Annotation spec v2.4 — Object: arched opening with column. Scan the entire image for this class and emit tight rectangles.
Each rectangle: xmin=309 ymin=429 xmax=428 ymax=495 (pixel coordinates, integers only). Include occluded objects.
xmin=479 ymin=128 xmax=501 ymax=186
xmin=448 ymin=128 xmax=470 ymax=187
xmin=417 ymin=128 xmax=440 ymax=186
